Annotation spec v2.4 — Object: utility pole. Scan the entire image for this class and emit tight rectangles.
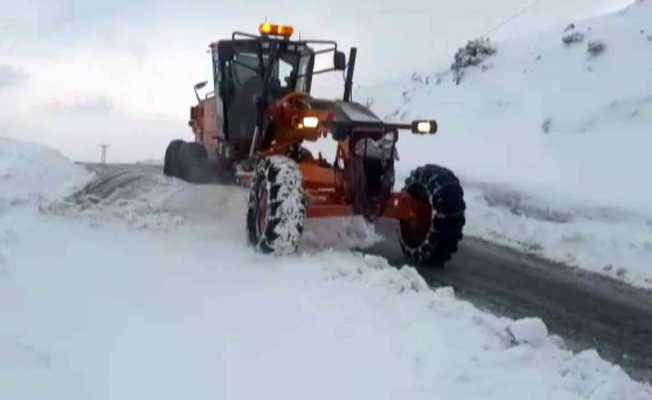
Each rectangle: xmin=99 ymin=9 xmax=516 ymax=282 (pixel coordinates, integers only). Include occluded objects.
xmin=99 ymin=144 xmax=109 ymax=164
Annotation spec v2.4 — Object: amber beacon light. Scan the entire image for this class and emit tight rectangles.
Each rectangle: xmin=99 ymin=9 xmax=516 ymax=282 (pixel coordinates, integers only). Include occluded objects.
xmin=259 ymin=22 xmax=294 ymax=38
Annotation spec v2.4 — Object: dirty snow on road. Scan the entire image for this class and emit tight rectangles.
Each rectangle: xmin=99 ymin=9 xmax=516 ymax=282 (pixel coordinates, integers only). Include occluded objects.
xmin=2 ymin=137 xmax=651 ymax=399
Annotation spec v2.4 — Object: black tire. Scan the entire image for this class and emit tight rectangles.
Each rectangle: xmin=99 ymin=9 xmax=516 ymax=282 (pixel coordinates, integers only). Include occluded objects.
xmin=186 ymin=142 xmax=208 ymax=160
xmin=177 ymin=142 xmax=211 ymax=183
xmin=399 ymin=164 xmax=466 ymax=267
xmin=163 ymin=140 xmax=184 ymax=177
xmin=247 ymin=156 xmax=306 ymax=255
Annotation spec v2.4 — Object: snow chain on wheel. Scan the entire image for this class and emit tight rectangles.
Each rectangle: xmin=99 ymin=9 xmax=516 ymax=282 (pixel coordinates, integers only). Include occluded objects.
xmin=247 ymin=156 xmax=306 ymax=255
xmin=399 ymin=164 xmax=466 ymax=267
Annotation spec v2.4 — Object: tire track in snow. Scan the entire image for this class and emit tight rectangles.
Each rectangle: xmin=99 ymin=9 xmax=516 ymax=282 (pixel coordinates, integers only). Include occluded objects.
xmin=81 ymin=163 xmax=652 ymax=384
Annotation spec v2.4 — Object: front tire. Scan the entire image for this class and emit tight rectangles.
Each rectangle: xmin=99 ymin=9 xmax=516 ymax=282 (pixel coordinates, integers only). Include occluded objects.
xmin=399 ymin=165 xmax=465 ymax=267
xmin=247 ymin=156 xmax=306 ymax=255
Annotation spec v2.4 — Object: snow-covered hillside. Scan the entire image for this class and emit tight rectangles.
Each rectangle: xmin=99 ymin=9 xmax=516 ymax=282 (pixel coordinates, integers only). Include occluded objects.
xmin=2 ymin=138 xmax=651 ymax=399
xmin=361 ymin=0 xmax=652 ymax=287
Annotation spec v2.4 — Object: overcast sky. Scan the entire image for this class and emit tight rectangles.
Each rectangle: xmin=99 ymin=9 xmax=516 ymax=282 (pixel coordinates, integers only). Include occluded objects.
xmin=0 ymin=0 xmax=634 ymax=162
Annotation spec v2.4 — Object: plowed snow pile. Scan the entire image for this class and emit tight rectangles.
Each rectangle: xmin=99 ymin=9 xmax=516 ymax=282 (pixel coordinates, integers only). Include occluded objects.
xmin=0 ymin=137 xmax=92 ymax=209
xmin=361 ymin=0 xmax=652 ymax=288
xmin=2 ymin=137 xmax=651 ymax=399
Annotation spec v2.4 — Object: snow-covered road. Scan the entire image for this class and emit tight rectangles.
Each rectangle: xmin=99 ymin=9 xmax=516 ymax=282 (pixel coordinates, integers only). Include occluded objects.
xmin=87 ymin=162 xmax=652 ymax=384
xmin=2 ymin=138 xmax=651 ymax=399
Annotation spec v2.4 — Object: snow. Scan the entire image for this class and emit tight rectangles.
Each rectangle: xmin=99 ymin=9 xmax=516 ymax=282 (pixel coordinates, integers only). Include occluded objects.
xmin=506 ymin=318 xmax=549 ymax=348
xmin=358 ymin=0 xmax=652 ymax=288
xmin=0 ymin=137 xmax=93 ymax=208
xmin=2 ymin=137 xmax=652 ymax=399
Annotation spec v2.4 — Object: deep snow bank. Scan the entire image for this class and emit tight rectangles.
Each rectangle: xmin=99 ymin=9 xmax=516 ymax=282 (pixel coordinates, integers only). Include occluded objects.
xmin=360 ymin=0 xmax=652 ymax=287
xmin=0 ymin=136 xmax=92 ymax=208
xmin=3 ymin=214 xmax=651 ymax=400
xmin=1 ymin=139 xmax=651 ymax=399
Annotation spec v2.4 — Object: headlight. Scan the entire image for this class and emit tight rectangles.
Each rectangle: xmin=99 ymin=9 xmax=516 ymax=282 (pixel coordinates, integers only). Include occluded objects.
xmin=411 ymin=120 xmax=438 ymax=134
xmin=299 ymin=116 xmax=319 ymax=129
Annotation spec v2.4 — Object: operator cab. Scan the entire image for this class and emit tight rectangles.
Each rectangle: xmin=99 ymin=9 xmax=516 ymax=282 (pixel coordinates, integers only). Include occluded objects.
xmin=211 ymin=33 xmax=314 ymax=142
xmin=208 ymin=23 xmax=347 ymax=145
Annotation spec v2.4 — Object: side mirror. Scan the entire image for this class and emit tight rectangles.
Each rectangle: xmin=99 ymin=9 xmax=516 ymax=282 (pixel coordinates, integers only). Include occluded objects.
xmin=411 ymin=120 xmax=438 ymax=134
xmin=334 ymin=51 xmax=347 ymax=71
xmin=194 ymin=81 xmax=208 ymax=102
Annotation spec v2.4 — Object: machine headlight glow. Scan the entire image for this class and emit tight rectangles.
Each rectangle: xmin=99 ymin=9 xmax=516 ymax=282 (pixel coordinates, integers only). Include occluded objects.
xmin=300 ymin=116 xmax=320 ymax=129
xmin=411 ymin=120 xmax=438 ymax=134
xmin=417 ymin=122 xmax=431 ymax=133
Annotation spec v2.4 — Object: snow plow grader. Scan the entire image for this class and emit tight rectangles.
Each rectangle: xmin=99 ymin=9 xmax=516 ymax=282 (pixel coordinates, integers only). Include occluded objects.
xmin=164 ymin=23 xmax=465 ymax=266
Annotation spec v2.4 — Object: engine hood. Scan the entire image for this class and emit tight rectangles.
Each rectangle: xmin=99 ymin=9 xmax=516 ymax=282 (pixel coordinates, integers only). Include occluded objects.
xmin=303 ymin=98 xmax=385 ymax=139
xmin=306 ymin=98 xmax=380 ymax=121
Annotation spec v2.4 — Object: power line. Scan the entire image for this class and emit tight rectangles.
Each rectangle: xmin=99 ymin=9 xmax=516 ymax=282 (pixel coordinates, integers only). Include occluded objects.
xmin=480 ymin=0 xmax=544 ymax=38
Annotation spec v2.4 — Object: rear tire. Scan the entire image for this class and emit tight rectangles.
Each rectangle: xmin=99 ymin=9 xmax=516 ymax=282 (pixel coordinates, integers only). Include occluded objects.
xmin=247 ymin=156 xmax=306 ymax=255
xmin=399 ymin=164 xmax=465 ymax=267
xmin=178 ymin=142 xmax=210 ymax=183
xmin=165 ymin=141 xmax=212 ymax=183
xmin=163 ymin=140 xmax=184 ymax=177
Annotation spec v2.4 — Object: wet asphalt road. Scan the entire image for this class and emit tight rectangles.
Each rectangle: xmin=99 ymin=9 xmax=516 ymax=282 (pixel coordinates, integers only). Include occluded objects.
xmin=83 ymin=163 xmax=652 ymax=383
xmin=370 ymin=220 xmax=652 ymax=384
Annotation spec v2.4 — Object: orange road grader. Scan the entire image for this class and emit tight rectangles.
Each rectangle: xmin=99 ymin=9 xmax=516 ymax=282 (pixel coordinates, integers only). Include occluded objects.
xmin=164 ymin=23 xmax=465 ymax=266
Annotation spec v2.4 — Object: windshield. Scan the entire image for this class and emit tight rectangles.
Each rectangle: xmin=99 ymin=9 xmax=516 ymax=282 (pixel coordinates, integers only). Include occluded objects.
xmin=232 ymin=52 xmax=259 ymax=87
xmin=229 ymin=43 xmax=312 ymax=94
xmin=218 ymin=42 xmax=314 ymax=140
xmin=295 ymin=54 xmax=311 ymax=92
